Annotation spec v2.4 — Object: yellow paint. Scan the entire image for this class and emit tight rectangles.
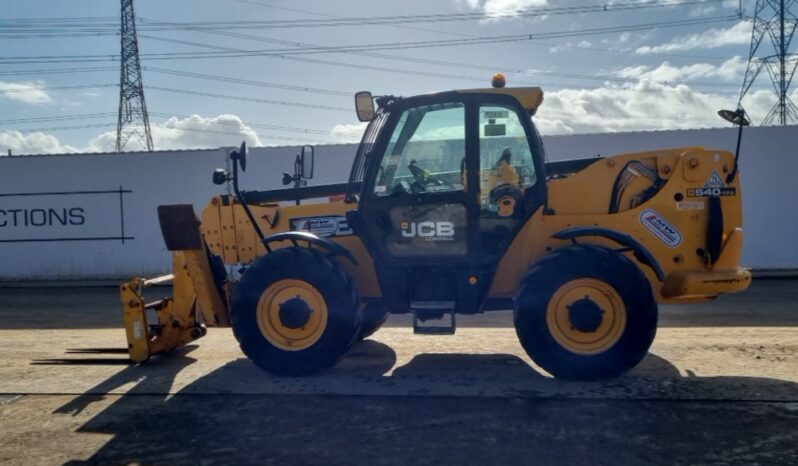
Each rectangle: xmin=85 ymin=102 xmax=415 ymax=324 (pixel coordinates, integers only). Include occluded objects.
xmin=203 ymin=199 xmax=382 ymax=298
xmin=459 ymin=87 xmax=544 ymax=114
xmin=152 ymin=87 xmax=750 ymax=337
xmin=256 ymin=279 xmax=328 ymax=351
xmin=490 ymin=147 xmax=749 ymax=303
xmin=121 ymin=244 xmax=225 ymax=362
xmin=545 ymin=278 xmax=627 ymax=355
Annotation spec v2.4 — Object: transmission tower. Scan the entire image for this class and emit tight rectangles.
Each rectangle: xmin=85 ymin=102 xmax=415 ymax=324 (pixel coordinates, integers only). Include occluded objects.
xmin=739 ymin=0 xmax=798 ymax=125
xmin=116 ymin=0 xmax=154 ymax=152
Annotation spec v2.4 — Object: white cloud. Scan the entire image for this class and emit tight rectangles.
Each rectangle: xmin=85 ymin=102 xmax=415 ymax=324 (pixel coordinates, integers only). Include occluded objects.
xmin=615 ymin=56 xmax=746 ymax=83
xmin=86 ymin=114 xmax=263 ymax=152
xmin=462 ymin=0 xmax=547 ymax=18
xmin=330 ymin=123 xmax=367 ymax=143
xmin=1 ymin=114 xmax=264 ymax=155
xmin=534 ymin=81 xmax=779 ymax=135
xmin=688 ymin=4 xmax=717 ymax=17
xmin=4 ymin=93 xmax=793 ymax=156
xmin=636 ymin=21 xmax=751 ymax=54
xmin=0 ymin=131 xmax=78 ymax=155
xmin=0 ymin=81 xmax=52 ymax=105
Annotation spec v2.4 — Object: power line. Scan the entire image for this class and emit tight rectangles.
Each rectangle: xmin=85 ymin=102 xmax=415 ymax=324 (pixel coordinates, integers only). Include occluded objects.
xmin=0 ymin=123 xmax=115 ymax=133
xmin=0 ymin=15 xmax=738 ymax=64
xmin=0 ymin=112 xmax=116 ymax=125
xmin=143 ymin=66 xmax=352 ymax=96
xmin=147 ymin=86 xmax=351 ymax=112
xmin=0 ymin=66 xmax=118 ymax=77
xmin=0 ymin=1 xmax=726 ymax=33
xmin=138 ymin=33 xmax=745 ymax=92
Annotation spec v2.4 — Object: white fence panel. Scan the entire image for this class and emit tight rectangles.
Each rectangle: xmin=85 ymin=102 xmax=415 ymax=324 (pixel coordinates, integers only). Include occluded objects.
xmin=0 ymin=126 xmax=795 ymax=280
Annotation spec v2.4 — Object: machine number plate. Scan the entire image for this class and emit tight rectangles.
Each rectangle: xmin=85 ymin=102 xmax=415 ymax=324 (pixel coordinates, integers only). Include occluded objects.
xmin=290 ymin=216 xmax=353 ymax=238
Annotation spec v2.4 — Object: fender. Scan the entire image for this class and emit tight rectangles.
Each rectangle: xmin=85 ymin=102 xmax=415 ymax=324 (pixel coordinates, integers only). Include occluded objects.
xmin=551 ymin=227 xmax=665 ymax=281
xmin=263 ymin=231 xmax=358 ymax=265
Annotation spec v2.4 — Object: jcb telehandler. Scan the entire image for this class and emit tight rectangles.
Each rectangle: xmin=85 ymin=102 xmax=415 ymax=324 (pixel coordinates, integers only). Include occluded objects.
xmin=121 ymin=76 xmax=751 ymax=380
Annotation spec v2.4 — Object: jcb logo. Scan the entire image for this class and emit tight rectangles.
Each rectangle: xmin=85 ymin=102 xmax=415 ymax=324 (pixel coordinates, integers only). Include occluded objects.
xmin=400 ymin=221 xmax=455 ymax=240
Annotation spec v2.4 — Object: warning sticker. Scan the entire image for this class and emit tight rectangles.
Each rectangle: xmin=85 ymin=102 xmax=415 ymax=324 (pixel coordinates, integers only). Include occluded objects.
xmin=676 ymin=200 xmax=705 ymax=211
xmin=640 ymin=208 xmax=682 ymax=247
xmin=705 ymin=170 xmax=725 ymax=188
xmin=290 ymin=216 xmax=353 ymax=238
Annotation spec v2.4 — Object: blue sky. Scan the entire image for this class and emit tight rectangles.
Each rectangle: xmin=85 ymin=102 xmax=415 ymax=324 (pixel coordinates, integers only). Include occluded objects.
xmin=0 ymin=0 xmax=785 ymax=153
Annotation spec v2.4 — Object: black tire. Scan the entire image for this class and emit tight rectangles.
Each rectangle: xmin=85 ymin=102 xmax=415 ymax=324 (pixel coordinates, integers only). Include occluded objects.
xmin=231 ymin=247 xmax=361 ymax=376
xmin=513 ymin=244 xmax=658 ymax=380
xmin=357 ymin=303 xmax=389 ymax=341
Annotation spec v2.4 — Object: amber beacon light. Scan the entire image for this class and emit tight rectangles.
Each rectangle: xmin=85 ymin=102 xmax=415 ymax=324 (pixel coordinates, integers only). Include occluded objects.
xmin=492 ymin=73 xmax=506 ymax=88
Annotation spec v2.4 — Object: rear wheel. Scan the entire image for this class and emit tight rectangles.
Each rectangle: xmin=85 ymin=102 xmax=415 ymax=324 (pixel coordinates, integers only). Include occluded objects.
xmin=514 ymin=245 xmax=657 ymax=380
xmin=231 ymin=247 xmax=361 ymax=376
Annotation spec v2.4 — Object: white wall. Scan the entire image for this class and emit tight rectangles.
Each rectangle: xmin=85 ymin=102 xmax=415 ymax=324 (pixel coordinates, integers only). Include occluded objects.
xmin=0 ymin=126 xmax=796 ymax=280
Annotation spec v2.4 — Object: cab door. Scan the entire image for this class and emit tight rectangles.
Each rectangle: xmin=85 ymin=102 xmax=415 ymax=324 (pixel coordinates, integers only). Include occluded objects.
xmin=351 ymin=95 xmax=477 ymax=312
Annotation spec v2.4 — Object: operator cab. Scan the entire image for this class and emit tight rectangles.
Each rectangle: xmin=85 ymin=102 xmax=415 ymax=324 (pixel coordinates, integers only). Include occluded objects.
xmin=347 ymin=79 xmax=548 ymax=330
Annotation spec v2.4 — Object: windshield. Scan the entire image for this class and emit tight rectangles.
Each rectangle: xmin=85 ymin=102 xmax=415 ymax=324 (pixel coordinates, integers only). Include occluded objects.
xmin=373 ymin=102 xmax=465 ymax=196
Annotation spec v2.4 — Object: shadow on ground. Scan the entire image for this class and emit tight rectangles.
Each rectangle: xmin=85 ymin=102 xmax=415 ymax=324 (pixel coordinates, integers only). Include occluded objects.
xmin=53 ymin=340 xmax=798 ymax=465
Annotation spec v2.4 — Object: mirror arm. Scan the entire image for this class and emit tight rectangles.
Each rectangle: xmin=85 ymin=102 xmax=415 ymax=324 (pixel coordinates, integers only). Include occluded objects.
xmin=726 ymin=111 xmax=745 ymax=184
xmin=232 ymin=152 xmax=270 ymax=251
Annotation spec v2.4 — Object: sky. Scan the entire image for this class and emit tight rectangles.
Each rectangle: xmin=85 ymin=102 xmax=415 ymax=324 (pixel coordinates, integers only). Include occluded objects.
xmin=0 ymin=0 xmax=791 ymax=154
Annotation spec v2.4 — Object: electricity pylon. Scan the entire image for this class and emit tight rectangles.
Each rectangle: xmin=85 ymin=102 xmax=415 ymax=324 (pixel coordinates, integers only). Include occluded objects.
xmin=116 ymin=0 xmax=154 ymax=152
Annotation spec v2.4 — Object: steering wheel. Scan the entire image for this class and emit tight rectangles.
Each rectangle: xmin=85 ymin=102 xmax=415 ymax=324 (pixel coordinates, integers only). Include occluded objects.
xmin=489 ymin=184 xmax=523 ymax=218
xmin=408 ymin=160 xmax=454 ymax=191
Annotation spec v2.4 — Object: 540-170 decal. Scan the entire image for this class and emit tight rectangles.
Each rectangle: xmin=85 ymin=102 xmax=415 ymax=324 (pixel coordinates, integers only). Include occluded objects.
xmin=290 ymin=216 xmax=353 ymax=238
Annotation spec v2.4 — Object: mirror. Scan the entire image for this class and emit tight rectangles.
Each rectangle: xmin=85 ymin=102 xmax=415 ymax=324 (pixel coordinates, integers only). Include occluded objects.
xmin=718 ymin=109 xmax=750 ymax=126
xmin=231 ymin=140 xmax=248 ymax=172
xmin=212 ymin=168 xmax=228 ymax=185
xmin=355 ymin=91 xmax=375 ymax=122
xmin=300 ymin=145 xmax=314 ymax=179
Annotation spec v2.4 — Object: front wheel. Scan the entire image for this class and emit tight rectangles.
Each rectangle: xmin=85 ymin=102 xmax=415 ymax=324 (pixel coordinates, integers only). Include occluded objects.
xmin=231 ymin=247 xmax=361 ymax=376
xmin=357 ymin=303 xmax=389 ymax=341
xmin=514 ymin=245 xmax=658 ymax=380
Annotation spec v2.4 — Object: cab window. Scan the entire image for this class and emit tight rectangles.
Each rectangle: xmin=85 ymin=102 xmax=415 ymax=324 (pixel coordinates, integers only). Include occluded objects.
xmin=478 ymin=105 xmax=537 ymax=216
xmin=373 ymin=103 xmax=465 ymax=196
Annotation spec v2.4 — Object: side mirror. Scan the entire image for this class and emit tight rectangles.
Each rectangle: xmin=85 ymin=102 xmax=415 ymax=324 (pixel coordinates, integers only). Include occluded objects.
xmin=718 ymin=109 xmax=750 ymax=126
xmin=300 ymin=145 xmax=314 ymax=179
xmin=355 ymin=91 xmax=375 ymax=122
xmin=212 ymin=168 xmax=229 ymax=185
xmin=230 ymin=140 xmax=248 ymax=172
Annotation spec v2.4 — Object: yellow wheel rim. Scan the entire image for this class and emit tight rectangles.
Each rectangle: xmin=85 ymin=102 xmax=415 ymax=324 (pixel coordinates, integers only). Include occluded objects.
xmin=546 ymin=278 xmax=626 ymax=355
xmin=256 ymin=279 xmax=328 ymax=351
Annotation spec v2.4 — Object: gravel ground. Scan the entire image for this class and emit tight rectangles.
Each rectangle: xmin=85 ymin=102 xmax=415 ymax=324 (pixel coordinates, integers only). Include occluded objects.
xmin=0 ymin=279 xmax=796 ymax=465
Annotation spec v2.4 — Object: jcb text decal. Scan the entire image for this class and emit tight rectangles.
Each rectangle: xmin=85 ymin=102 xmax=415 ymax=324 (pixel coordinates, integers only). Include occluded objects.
xmin=400 ymin=221 xmax=455 ymax=241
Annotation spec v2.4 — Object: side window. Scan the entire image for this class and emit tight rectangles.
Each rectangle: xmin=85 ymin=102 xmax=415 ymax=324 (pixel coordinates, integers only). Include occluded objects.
xmin=374 ymin=103 xmax=465 ymax=196
xmin=478 ymin=105 xmax=537 ymax=217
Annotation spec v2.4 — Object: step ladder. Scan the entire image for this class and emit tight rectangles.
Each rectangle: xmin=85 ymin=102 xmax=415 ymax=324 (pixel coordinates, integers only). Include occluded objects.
xmin=411 ymin=301 xmax=456 ymax=335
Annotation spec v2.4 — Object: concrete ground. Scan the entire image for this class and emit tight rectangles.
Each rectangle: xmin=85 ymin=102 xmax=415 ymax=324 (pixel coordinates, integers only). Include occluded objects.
xmin=0 ymin=279 xmax=797 ymax=465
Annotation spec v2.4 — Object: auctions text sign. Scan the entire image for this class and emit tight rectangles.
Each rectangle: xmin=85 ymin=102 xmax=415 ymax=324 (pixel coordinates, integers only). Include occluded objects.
xmin=0 ymin=187 xmax=133 ymax=243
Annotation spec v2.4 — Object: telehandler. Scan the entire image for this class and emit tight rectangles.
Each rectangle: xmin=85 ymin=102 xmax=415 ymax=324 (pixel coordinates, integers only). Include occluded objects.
xmin=121 ymin=75 xmax=751 ymax=380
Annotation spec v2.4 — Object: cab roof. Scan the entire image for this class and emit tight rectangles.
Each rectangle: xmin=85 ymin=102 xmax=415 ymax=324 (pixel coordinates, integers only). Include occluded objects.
xmin=458 ymin=87 xmax=544 ymax=115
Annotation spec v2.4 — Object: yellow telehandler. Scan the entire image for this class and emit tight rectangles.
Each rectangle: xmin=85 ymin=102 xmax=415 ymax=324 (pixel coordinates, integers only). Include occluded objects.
xmin=121 ymin=76 xmax=751 ymax=380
